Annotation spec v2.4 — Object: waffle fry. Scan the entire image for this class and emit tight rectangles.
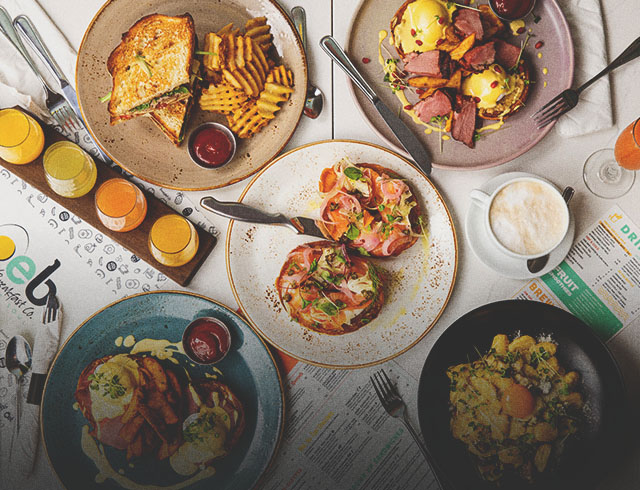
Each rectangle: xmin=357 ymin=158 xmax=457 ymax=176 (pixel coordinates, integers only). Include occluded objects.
xmin=227 ymin=101 xmax=270 ymax=138
xmin=199 ymin=82 xmax=248 ymax=114
xmin=256 ymin=81 xmax=294 ymax=119
xmin=217 ymin=22 xmax=240 ymax=37
xmin=197 ymin=16 xmax=293 ymax=139
xmin=267 ymin=65 xmax=294 ymax=87
xmin=223 ymin=67 xmax=260 ymax=98
xmin=203 ymin=33 xmax=223 ymax=71
xmin=245 ymin=17 xmax=272 ymax=52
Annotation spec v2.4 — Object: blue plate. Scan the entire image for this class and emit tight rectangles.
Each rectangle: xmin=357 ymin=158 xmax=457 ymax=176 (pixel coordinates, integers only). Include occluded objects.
xmin=41 ymin=291 xmax=284 ymax=489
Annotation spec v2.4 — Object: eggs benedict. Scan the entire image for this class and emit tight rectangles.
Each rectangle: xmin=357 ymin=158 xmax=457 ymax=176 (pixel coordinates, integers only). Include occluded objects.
xmin=462 ymin=63 xmax=530 ymax=119
xmin=390 ymin=0 xmax=456 ymax=56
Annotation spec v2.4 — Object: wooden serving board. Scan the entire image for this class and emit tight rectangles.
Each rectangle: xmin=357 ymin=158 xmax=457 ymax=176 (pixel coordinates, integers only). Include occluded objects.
xmin=0 ymin=121 xmax=216 ymax=286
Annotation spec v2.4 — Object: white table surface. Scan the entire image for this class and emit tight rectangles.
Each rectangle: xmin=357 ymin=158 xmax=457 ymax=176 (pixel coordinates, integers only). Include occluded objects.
xmin=3 ymin=0 xmax=640 ymax=488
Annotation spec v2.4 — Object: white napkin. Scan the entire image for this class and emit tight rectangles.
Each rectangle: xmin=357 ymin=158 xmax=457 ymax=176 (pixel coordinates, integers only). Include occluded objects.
xmin=0 ymin=0 xmax=76 ymax=124
xmin=8 ymin=302 xmax=62 ymax=480
xmin=555 ymin=0 xmax=613 ymax=137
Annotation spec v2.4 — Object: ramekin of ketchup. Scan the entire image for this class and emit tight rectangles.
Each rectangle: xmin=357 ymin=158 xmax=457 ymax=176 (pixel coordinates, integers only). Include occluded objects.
xmin=489 ymin=0 xmax=536 ymax=20
xmin=188 ymin=122 xmax=236 ymax=169
xmin=182 ymin=317 xmax=231 ymax=364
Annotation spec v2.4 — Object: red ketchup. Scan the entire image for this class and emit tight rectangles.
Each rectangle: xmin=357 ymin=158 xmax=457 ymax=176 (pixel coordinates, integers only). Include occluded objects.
xmin=191 ymin=127 xmax=233 ymax=167
xmin=490 ymin=0 xmax=535 ymax=20
xmin=183 ymin=317 xmax=231 ymax=364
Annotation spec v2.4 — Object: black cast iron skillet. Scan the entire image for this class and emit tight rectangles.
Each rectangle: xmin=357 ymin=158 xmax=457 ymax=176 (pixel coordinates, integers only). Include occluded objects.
xmin=418 ymin=300 xmax=626 ymax=490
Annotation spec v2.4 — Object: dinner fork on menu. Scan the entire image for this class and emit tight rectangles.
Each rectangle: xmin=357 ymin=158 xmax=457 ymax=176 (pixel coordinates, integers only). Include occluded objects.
xmin=0 ymin=7 xmax=82 ymax=132
xmin=371 ymin=369 xmax=447 ymax=490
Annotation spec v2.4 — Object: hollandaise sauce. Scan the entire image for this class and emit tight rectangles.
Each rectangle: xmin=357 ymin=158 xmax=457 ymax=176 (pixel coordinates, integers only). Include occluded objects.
xmin=81 ymin=425 xmax=216 ymax=489
xmin=392 ymin=0 xmax=455 ymax=53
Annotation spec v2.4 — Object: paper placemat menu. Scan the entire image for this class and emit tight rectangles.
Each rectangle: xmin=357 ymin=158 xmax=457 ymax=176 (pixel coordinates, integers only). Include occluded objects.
xmin=260 ymin=356 xmax=435 ymax=490
xmin=513 ymin=205 xmax=640 ymax=342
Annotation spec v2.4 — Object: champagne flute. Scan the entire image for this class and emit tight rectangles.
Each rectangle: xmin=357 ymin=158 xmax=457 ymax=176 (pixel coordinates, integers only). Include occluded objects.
xmin=583 ymin=117 xmax=639 ymax=198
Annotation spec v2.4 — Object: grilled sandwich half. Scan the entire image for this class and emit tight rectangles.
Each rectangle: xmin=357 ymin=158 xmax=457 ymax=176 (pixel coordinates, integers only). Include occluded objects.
xmin=147 ymin=60 xmax=200 ymax=146
xmin=107 ymin=13 xmax=196 ymax=125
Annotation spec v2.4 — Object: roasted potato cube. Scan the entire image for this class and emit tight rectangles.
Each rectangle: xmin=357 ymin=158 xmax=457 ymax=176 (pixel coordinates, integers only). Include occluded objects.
xmin=508 ymin=335 xmax=536 ymax=355
xmin=533 ymin=422 xmax=558 ymax=442
xmin=534 ymin=444 xmax=552 ymax=473
xmin=491 ymin=334 xmax=509 ymax=356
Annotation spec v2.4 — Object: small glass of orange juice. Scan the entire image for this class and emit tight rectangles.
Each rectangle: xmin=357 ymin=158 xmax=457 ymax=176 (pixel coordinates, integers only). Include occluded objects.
xmin=43 ymin=141 xmax=97 ymax=198
xmin=0 ymin=108 xmax=45 ymax=164
xmin=95 ymin=178 xmax=147 ymax=232
xmin=149 ymin=214 xmax=199 ymax=267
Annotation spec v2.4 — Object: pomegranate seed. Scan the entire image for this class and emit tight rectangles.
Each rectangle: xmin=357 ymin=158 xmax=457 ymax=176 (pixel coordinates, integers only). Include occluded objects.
xmin=362 ymin=57 xmax=371 ymax=64
xmin=399 ymin=86 xmax=406 ymax=91
xmin=415 ymin=39 xmax=423 ymax=46
xmin=416 ymin=88 xmax=425 ymax=95
xmin=474 ymin=97 xmax=481 ymax=103
xmin=490 ymin=80 xmax=499 ymax=88
xmin=535 ymin=41 xmax=544 ymax=49
xmin=494 ymin=65 xmax=502 ymax=73
xmin=404 ymin=104 xmax=413 ymax=110
xmin=517 ymin=27 xmax=526 ymax=34
xmin=436 ymin=38 xmax=444 ymax=46
xmin=410 ymin=28 xmax=416 ymax=37
xmin=438 ymin=17 xmax=445 ymax=25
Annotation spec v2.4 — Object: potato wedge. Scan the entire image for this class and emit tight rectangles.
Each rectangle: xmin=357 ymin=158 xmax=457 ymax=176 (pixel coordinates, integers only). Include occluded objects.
xmin=408 ymin=76 xmax=450 ymax=89
xmin=142 ymin=357 xmax=168 ymax=392
xmin=450 ymin=34 xmax=476 ymax=61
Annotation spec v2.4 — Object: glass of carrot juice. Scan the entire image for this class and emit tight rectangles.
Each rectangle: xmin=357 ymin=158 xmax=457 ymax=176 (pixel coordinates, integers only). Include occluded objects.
xmin=95 ymin=178 xmax=147 ymax=232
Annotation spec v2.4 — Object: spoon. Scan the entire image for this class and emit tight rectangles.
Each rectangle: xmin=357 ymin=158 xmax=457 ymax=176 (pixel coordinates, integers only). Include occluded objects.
xmin=5 ymin=335 xmax=32 ymax=440
xmin=291 ymin=6 xmax=324 ymax=119
xmin=527 ymin=186 xmax=575 ymax=274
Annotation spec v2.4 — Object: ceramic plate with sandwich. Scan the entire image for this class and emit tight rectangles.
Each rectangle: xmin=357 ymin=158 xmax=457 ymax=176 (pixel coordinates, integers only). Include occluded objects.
xmin=76 ymin=0 xmax=307 ymax=190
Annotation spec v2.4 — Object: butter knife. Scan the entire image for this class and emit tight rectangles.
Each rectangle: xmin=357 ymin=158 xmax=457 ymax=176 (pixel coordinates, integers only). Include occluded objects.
xmin=200 ymin=196 xmax=326 ymax=239
xmin=320 ymin=35 xmax=432 ymax=176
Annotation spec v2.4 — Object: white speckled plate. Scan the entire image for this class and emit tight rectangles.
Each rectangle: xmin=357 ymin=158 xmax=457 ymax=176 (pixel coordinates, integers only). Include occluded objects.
xmin=225 ymin=140 xmax=458 ymax=368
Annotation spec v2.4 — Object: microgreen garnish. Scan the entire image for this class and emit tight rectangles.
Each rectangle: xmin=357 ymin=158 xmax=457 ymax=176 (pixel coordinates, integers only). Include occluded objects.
xmin=345 ymin=224 xmax=360 ymax=240
xmin=88 ymin=372 xmax=126 ymax=399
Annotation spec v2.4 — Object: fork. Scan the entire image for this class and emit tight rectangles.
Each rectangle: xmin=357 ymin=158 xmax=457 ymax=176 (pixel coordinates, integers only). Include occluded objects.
xmin=26 ymin=292 xmax=59 ymax=406
xmin=42 ymin=292 xmax=59 ymax=325
xmin=532 ymin=34 xmax=640 ymax=129
xmin=0 ymin=7 xmax=81 ymax=132
xmin=371 ymin=369 xmax=446 ymax=489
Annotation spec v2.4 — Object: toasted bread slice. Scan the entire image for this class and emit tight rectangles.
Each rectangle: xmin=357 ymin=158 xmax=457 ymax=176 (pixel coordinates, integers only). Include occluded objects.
xmin=147 ymin=60 xmax=200 ymax=146
xmin=107 ymin=14 xmax=195 ymax=124
xmin=148 ymin=98 xmax=192 ymax=145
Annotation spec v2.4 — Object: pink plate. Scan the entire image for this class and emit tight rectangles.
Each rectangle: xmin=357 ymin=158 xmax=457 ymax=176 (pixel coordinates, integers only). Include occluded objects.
xmin=346 ymin=0 xmax=574 ymax=170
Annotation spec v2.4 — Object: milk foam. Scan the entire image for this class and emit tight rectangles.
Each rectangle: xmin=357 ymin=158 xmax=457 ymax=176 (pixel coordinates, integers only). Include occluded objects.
xmin=489 ymin=181 xmax=568 ymax=256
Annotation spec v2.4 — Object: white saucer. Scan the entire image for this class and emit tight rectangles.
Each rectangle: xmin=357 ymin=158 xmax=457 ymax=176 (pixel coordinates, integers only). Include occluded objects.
xmin=464 ymin=172 xmax=575 ymax=280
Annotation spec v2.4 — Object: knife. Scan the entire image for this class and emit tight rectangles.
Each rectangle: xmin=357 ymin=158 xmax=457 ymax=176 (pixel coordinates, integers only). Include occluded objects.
xmin=200 ymin=196 xmax=326 ymax=239
xmin=320 ymin=35 xmax=432 ymax=176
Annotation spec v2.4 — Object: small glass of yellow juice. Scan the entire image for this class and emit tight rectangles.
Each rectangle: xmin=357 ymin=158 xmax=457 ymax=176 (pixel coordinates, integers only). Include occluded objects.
xmin=43 ymin=141 xmax=97 ymax=198
xmin=95 ymin=178 xmax=147 ymax=232
xmin=149 ymin=215 xmax=199 ymax=267
xmin=0 ymin=108 xmax=45 ymax=164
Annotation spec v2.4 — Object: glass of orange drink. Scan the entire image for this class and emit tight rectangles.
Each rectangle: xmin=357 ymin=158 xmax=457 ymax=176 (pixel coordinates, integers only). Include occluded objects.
xmin=95 ymin=178 xmax=147 ymax=232
xmin=583 ymin=117 xmax=639 ymax=198
xmin=149 ymin=214 xmax=199 ymax=267
xmin=0 ymin=108 xmax=45 ymax=164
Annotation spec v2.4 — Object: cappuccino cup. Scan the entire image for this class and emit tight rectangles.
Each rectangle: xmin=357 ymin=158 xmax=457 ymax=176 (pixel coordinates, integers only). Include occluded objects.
xmin=470 ymin=177 xmax=569 ymax=260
